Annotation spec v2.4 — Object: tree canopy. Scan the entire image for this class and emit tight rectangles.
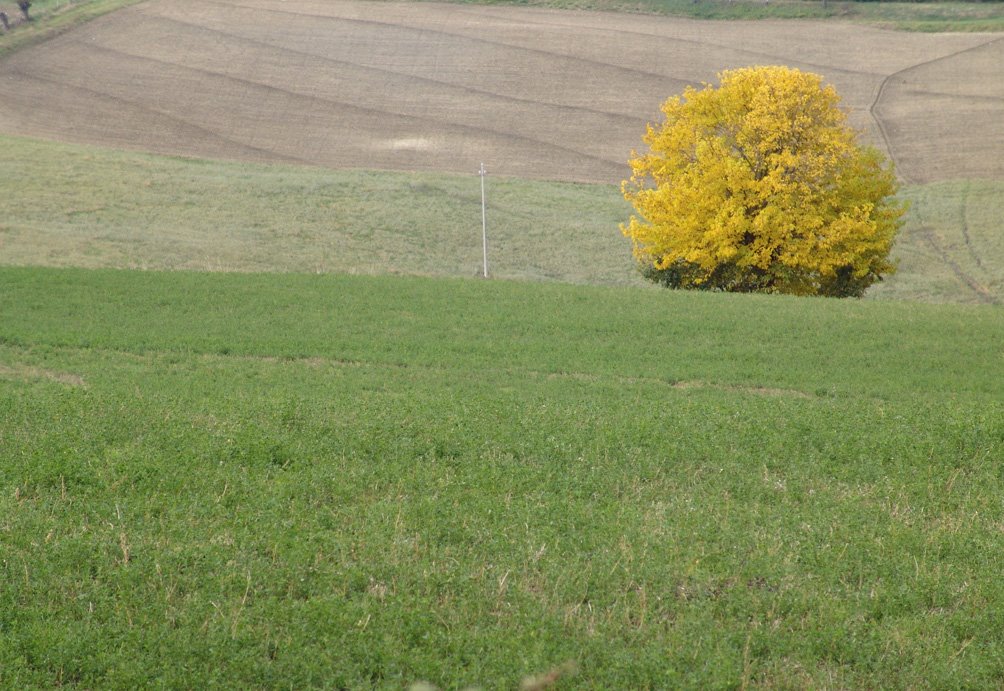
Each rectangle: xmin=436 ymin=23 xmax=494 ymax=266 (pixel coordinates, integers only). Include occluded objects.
xmin=621 ymin=66 xmax=906 ymax=297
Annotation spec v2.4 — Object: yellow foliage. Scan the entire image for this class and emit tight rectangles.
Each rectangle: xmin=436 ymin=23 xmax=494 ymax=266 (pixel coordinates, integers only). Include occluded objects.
xmin=622 ymin=66 xmax=906 ymax=297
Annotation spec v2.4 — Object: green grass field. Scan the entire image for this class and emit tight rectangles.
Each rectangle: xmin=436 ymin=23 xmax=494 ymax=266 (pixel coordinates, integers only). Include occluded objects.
xmin=2 ymin=267 xmax=1002 ymax=688
xmin=2 ymin=135 xmax=1001 ymax=303
xmin=0 ymin=135 xmax=637 ymax=286
xmin=2 ymin=0 xmax=1003 ymax=686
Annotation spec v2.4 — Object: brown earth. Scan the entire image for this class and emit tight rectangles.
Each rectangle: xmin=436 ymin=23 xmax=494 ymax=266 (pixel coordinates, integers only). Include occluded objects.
xmin=0 ymin=0 xmax=1001 ymax=184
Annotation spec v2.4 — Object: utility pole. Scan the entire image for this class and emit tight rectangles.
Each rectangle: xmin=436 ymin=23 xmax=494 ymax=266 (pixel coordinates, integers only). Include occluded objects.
xmin=479 ymin=162 xmax=488 ymax=278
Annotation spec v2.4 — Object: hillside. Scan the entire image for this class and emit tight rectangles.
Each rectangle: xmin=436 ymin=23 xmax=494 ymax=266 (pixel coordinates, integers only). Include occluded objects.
xmin=2 ymin=134 xmax=1002 ymax=303
xmin=1 ymin=0 xmax=1002 ymax=185
xmin=2 ymin=267 xmax=1003 ymax=687
xmin=2 ymin=0 xmax=1002 ymax=303
xmin=1 ymin=1 xmax=1003 ymax=685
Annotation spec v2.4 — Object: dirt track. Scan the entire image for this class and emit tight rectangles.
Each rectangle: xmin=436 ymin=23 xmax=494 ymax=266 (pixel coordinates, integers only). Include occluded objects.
xmin=0 ymin=0 xmax=1001 ymax=184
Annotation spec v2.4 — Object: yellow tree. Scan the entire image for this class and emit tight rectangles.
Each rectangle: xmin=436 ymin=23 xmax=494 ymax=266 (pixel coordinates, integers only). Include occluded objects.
xmin=622 ymin=66 xmax=906 ymax=297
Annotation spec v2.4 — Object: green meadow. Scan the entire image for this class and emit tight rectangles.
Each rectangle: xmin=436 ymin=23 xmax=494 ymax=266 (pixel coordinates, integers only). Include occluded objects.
xmin=3 ymin=135 xmax=1003 ymax=303
xmin=0 ymin=136 xmax=637 ymax=286
xmin=2 ymin=0 xmax=1004 ymax=685
xmin=2 ymin=268 xmax=1003 ymax=688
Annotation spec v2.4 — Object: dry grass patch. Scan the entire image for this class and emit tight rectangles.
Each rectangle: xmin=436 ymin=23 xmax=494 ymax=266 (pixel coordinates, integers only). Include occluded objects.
xmin=0 ymin=361 xmax=86 ymax=387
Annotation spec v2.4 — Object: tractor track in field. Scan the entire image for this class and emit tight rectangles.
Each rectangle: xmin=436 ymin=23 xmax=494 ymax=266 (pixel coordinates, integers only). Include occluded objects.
xmin=141 ymin=11 xmax=648 ymax=130
xmin=62 ymin=33 xmax=626 ymax=175
xmin=0 ymin=0 xmax=1001 ymax=185
xmin=869 ymin=35 xmax=1004 ymax=185
xmin=921 ymin=228 xmax=998 ymax=305
xmin=212 ymin=0 xmax=697 ymax=90
xmin=445 ymin=3 xmax=882 ymax=82
xmin=958 ymin=182 xmax=985 ymax=271
xmin=5 ymin=66 xmax=313 ymax=165
xmin=78 ymin=38 xmax=627 ymax=173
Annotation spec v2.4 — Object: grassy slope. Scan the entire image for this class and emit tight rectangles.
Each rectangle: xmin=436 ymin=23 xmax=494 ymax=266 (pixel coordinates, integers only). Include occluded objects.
xmin=872 ymin=180 xmax=1004 ymax=304
xmin=1 ymin=267 xmax=1003 ymax=688
xmin=2 ymin=1 xmax=1002 ymax=686
xmin=2 ymin=135 xmax=1001 ymax=303
xmin=0 ymin=135 xmax=637 ymax=284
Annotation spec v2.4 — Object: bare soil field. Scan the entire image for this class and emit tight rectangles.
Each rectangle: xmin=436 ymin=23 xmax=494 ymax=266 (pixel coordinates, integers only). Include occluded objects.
xmin=0 ymin=0 xmax=1001 ymax=185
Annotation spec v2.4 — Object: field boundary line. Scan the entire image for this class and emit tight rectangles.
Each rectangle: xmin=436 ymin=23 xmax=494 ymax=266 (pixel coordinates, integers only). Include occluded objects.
xmin=72 ymin=35 xmax=626 ymax=173
xmin=0 ymin=341 xmax=820 ymax=400
xmin=958 ymin=182 xmax=985 ymax=271
xmin=212 ymin=0 xmax=694 ymax=86
xmin=921 ymin=228 xmax=999 ymax=305
xmin=203 ymin=353 xmax=818 ymax=400
xmin=449 ymin=4 xmax=880 ymax=81
xmin=869 ymin=35 xmax=1004 ymax=184
xmin=10 ymin=67 xmax=313 ymax=164
xmin=136 ymin=10 xmax=647 ymax=128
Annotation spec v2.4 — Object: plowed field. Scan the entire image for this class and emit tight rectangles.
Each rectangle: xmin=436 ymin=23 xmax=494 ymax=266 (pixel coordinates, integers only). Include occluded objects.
xmin=1 ymin=0 xmax=1002 ymax=184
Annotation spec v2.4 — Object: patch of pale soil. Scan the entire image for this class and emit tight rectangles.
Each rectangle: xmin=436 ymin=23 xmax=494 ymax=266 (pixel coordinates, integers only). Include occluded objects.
xmin=380 ymin=137 xmax=436 ymax=151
